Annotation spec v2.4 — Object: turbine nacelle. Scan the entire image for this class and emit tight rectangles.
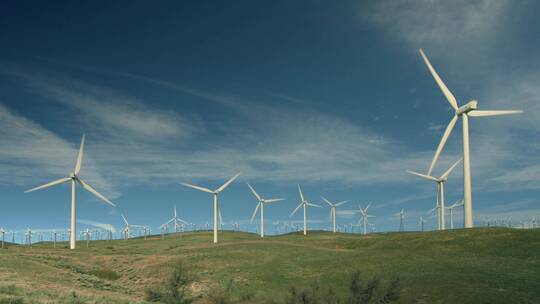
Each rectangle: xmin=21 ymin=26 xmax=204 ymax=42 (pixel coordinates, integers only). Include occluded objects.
xmin=456 ymin=100 xmax=478 ymax=116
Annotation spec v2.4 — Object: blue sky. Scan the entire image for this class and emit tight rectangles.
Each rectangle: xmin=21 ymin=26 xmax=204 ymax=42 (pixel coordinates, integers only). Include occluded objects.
xmin=1 ymin=1 xmax=539 ymax=240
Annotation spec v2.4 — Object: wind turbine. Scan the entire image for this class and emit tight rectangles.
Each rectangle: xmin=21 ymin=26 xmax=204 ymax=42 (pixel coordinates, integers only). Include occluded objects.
xmin=290 ymin=185 xmax=321 ymax=235
xmin=419 ymin=49 xmax=523 ymax=228
xmin=82 ymin=228 xmax=91 ymax=248
xmin=408 ymin=158 xmax=462 ymax=230
xmin=446 ymin=199 xmax=464 ymax=229
xmin=321 ymin=197 xmax=347 ymax=233
xmin=419 ymin=216 xmax=426 ymax=232
xmin=247 ymin=183 xmax=284 ymax=238
xmin=357 ymin=203 xmax=375 ymax=235
xmin=398 ymin=209 xmax=405 ymax=232
xmin=25 ymin=227 xmax=32 ymax=246
xmin=181 ymin=173 xmax=241 ymax=243
xmin=25 ymin=135 xmax=115 ymax=249
xmin=162 ymin=205 xmax=188 ymax=234
xmin=121 ymin=214 xmax=144 ymax=239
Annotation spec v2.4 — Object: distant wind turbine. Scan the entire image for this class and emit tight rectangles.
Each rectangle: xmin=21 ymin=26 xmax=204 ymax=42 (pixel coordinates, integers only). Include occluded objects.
xmin=419 ymin=216 xmax=426 ymax=232
xmin=181 ymin=173 xmax=241 ymax=243
xmin=321 ymin=197 xmax=347 ymax=233
xmin=290 ymin=185 xmax=321 ymax=235
xmin=419 ymin=49 xmax=523 ymax=228
xmin=247 ymin=183 xmax=284 ymax=238
xmin=162 ymin=205 xmax=188 ymax=234
xmin=357 ymin=203 xmax=375 ymax=235
xmin=408 ymin=158 xmax=462 ymax=230
xmin=25 ymin=135 xmax=115 ymax=249
xmin=446 ymin=199 xmax=464 ymax=229
xmin=398 ymin=209 xmax=405 ymax=232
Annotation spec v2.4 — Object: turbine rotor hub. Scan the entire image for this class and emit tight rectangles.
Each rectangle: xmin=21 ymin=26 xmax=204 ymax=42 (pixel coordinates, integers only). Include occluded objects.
xmin=456 ymin=100 xmax=478 ymax=115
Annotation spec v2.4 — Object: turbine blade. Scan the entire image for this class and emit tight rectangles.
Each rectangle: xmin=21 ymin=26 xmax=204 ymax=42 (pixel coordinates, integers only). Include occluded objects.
xmin=468 ymin=110 xmax=523 ymax=117
xmin=121 ymin=214 xmax=129 ymax=225
xmin=419 ymin=49 xmax=459 ymax=110
xmin=335 ymin=200 xmax=348 ymax=207
xmin=307 ymin=203 xmax=322 ymax=208
xmin=77 ymin=179 xmax=115 ymax=206
xmin=163 ymin=218 xmax=174 ymax=226
xmin=250 ymin=202 xmax=260 ymax=224
xmin=216 ymin=173 xmax=241 ymax=193
xmin=428 ymin=115 xmax=458 ymax=176
xmin=365 ymin=202 xmax=372 ymax=212
xmin=180 ymin=182 xmax=213 ymax=194
xmin=297 ymin=185 xmax=305 ymax=202
xmin=407 ymin=171 xmax=439 ymax=182
xmin=439 ymin=158 xmax=463 ymax=180
xmin=290 ymin=203 xmax=303 ymax=217
xmin=74 ymin=134 xmax=85 ymax=175
xmin=25 ymin=177 xmax=71 ymax=193
xmin=321 ymin=196 xmax=333 ymax=207
xmin=246 ymin=182 xmax=262 ymax=201
xmin=264 ymin=198 xmax=285 ymax=203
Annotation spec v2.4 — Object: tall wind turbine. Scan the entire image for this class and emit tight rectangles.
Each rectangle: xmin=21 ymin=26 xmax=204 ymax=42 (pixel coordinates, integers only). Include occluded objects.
xmin=290 ymin=185 xmax=321 ymax=235
xmin=408 ymin=158 xmax=462 ymax=230
xmin=419 ymin=49 xmax=523 ymax=228
xmin=25 ymin=135 xmax=115 ymax=249
xmin=181 ymin=173 xmax=241 ymax=243
xmin=357 ymin=203 xmax=375 ymax=235
xmin=321 ymin=197 xmax=347 ymax=233
xmin=247 ymin=183 xmax=284 ymax=238
xmin=446 ymin=199 xmax=464 ymax=229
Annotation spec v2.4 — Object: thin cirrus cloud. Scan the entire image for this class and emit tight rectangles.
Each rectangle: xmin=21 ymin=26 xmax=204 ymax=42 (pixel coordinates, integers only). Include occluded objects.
xmin=1 ymin=69 xmax=436 ymax=194
xmin=0 ymin=104 xmax=116 ymax=198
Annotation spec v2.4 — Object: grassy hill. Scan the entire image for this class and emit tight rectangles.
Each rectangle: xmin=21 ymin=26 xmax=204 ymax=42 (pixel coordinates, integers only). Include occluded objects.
xmin=0 ymin=228 xmax=538 ymax=303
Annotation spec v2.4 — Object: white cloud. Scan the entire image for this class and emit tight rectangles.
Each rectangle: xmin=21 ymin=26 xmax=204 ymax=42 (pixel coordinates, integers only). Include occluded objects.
xmin=361 ymin=0 xmax=511 ymax=52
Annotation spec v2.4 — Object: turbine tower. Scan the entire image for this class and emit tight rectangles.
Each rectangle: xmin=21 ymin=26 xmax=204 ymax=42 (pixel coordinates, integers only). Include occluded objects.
xmin=321 ymin=197 xmax=347 ymax=233
xmin=408 ymin=158 xmax=462 ymax=230
xmin=358 ymin=203 xmax=375 ymax=235
xmin=290 ymin=185 xmax=321 ymax=235
xmin=419 ymin=49 xmax=523 ymax=228
xmin=25 ymin=135 xmax=115 ymax=249
xmin=247 ymin=183 xmax=284 ymax=238
xmin=181 ymin=173 xmax=241 ymax=243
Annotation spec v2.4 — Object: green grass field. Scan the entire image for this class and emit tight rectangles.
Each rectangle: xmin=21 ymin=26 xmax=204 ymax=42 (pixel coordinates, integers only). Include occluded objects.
xmin=0 ymin=228 xmax=538 ymax=303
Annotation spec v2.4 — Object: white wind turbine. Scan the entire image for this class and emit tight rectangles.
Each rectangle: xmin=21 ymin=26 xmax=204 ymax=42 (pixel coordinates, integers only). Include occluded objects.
xmin=446 ymin=199 xmax=464 ymax=229
xmin=162 ymin=205 xmax=188 ymax=234
xmin=419 ymin=216 xmax=427 ymax=232
xmin=321 ymin=197 xmax=347 ymax=233
xmin=290 ymin=185 xmax=321 ymax=235
xmin=408 ymin=158 xmax=462 ymax=230
xmin=25 ymin=135 xmax=115 ymax=249
xmin=181 ymin=173 xmax=241 ymax=243
xmin=247 ymin=183 xmax=284 ymax=238
xmin=121 ymin=214 xmax=145 ymax=240
xmin=419 ymin=49 xmax=523 ymax=228
xmin=398 ymin=209 xmax=405 ymax=232
xmin=357 ymin=203 xmax=375 ymax=235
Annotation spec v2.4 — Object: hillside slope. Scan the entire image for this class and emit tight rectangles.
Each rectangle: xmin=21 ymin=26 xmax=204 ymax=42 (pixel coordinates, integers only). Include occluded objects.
xmin=0 ymin=228 xmax=538 ymax=303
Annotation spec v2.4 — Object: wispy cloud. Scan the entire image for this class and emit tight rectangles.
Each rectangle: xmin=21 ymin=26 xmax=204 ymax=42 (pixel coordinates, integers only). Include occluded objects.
xmin=79 ymin=219 xmax=117 ymax=233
